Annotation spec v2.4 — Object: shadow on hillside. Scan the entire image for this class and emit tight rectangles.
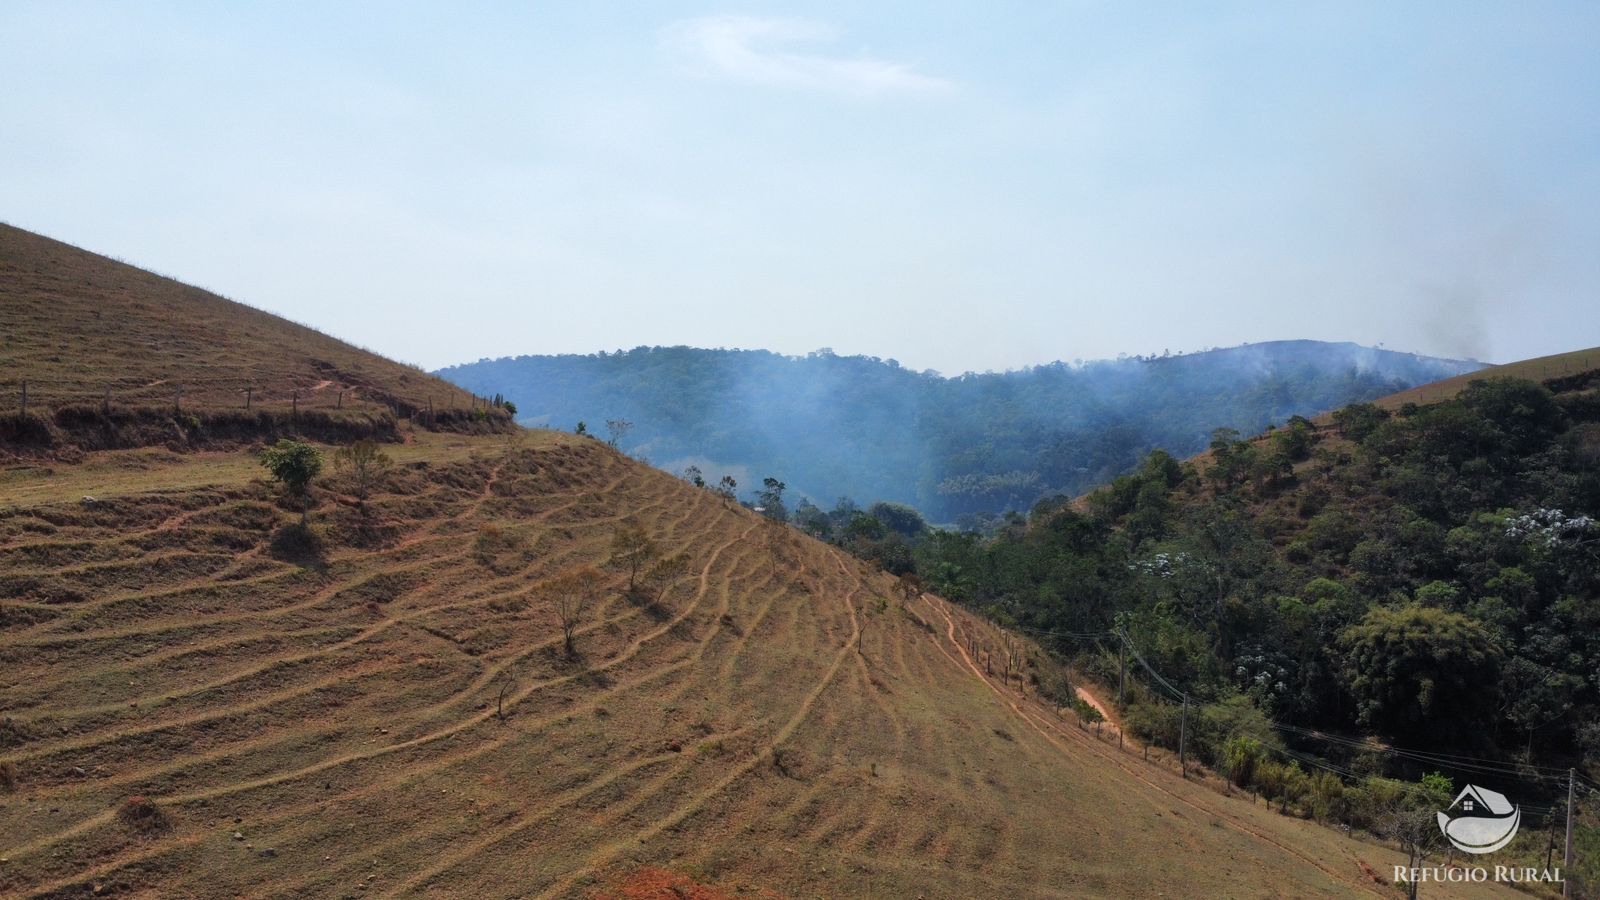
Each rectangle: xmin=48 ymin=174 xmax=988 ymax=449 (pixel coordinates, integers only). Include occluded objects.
xmin=568 ymin=657 xmax=615 ymax=690
xmin=268 ymin=524 xmax=328 ymax=572
xmin=621 ymin=589 xmax=674 ymax=624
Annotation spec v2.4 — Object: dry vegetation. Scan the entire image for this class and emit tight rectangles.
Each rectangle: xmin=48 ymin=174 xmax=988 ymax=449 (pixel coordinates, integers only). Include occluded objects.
xmin=0 ymin=226 xmax=1523 ymax=896
xmin=0 ymin=224 xmax=509 ymax=451
xmin=1365 ymin=346 xmax=1600 ymax=411
xmin=0 ymin=431 xmax=1517 ymax=898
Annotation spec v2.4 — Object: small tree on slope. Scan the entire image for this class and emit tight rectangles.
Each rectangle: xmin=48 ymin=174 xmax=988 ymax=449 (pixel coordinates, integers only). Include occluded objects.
xmin=261 ymin=440 xmax=323 ymax=526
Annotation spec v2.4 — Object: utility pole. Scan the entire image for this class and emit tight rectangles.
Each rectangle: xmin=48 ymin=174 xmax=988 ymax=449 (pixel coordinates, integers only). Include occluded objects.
xmin=1565 ymin=768 xmax=1575 ymax=897
xmin=1178 ymin=694 xmax=1189 ymax=778
xmin=1118 ymin=638 xmax=1127 ymax=706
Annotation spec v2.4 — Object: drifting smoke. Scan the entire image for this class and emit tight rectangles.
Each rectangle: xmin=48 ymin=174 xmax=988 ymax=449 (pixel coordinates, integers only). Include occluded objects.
xmin=1418 ymin=283 xmax=1492 ymax=363
xmin=438 ymin=341 xmax=1483 ymax=522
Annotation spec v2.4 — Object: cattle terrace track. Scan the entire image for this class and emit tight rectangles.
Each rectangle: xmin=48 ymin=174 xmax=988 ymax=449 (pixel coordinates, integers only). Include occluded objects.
xmin=0 ymin=432 xmax=1514 ymax=898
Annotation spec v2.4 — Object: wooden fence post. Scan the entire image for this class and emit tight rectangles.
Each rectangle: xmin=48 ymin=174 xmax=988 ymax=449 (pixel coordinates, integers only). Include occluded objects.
xmin=103 ymin=385 xmax=111 ymax=416
xmin=245 ymin=387 xmax=253 ymax=410
xmin=337 ymin=389 xmax=344 ymax=409
xmin=174 ymin=385 xmax=182 ymax=414
xmin=19 ymin=380 xmax=26 ymax=417
xmin=292 ymin=390 xmax=299 ymax=417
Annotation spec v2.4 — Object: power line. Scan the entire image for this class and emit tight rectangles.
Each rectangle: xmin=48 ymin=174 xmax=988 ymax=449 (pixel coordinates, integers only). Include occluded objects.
xmin=1107 ymin=627 xmax=1584 ymax=785
xmin=1272 ymin=722 xmax=1570 ymax=780
xmin=1010 ymin=624 xmax=1118 ymax=641
xmin=1114 ymin=629 xmax=1187 ymax=701
xmin=1022 ymin=620 xmax=1590 ymax=795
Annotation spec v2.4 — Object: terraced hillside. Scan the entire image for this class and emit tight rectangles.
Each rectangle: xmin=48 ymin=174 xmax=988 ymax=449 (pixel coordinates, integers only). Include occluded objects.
xmin=0 ymin=428 xmax=1514 ymax=898
xmin=0 ymin=226 xmax=1521 ymax=896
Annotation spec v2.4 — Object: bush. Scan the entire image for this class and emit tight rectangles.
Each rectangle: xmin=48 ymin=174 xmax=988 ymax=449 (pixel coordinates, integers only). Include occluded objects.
xmin=1271 ymin=761 xmax=1310 ymax=813
xmin=1306 ymin=771 xmax=1345 ymax=822
xmin=0 ymin=716 xmax=33 ymax=749
xmin=118 ymin=795 xmax=170 ymax=834
xmin=1223 ymin=736 xmax=1263 ymax=788
xmin=1124 ymin=699 xmax=1183 ymax=748
xmin=1072 ymin=698 xmax=1105 ymax=729
xmin=0 ymin=760 xmax=17 ymax=791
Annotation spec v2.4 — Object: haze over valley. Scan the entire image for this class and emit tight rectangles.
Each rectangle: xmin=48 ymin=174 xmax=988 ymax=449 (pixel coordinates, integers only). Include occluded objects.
xmin=4 ymin=2 xmax=1599 ymax=897
xmin=440 ymin=342 xmax=1481 ymax=522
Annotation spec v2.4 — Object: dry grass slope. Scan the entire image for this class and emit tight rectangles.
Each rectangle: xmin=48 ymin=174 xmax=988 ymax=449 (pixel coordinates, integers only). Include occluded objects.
xmin=0 ymin=431 xmax=1515 ymax=898
xmin=1368 ymin=346 xmax=1600 ymax=411
xmin=0 ymin=225 xmax=1525 ymax=896
xmin=0 ymin=223 xmax=494 ymax=424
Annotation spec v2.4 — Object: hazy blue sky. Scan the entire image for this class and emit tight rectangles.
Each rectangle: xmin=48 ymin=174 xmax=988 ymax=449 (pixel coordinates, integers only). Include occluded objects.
xmin=3 ymin=2 xmax=1596 ymax=372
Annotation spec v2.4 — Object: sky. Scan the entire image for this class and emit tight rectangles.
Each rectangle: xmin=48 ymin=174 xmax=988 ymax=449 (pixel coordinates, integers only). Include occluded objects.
xmin=2 ymin=2 xmax=1597 ymax=374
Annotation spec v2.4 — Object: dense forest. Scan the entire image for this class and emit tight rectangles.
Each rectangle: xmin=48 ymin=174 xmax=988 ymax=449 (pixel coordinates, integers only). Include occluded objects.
xmin=774 ymin=371 xmax=1600 ymax=876
xmin=439 ymin=341 xmax=1479 ymax=522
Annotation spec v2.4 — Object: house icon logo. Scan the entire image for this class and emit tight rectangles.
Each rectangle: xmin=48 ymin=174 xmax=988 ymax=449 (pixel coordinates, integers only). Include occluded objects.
xmin=1437 ymin=785 xmax=1521 ymax=854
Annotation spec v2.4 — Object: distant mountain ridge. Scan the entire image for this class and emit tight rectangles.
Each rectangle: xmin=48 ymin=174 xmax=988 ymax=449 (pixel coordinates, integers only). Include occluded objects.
xmin=439 ymin=341 xmax=1483 ymax=521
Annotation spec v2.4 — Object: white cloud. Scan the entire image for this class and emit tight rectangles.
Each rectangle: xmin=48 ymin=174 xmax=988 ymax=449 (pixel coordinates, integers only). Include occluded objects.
xmin=662 ymin=15 xmax=951 ymax=96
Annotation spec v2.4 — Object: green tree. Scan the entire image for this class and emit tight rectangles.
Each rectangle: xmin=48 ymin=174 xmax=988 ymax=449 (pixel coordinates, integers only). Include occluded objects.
xmin=1207 ymin=428 xmax=1257 ymax=490
xmin=756 ymin=477 xmax=788 ymax=522
xmin=1338 ymin=605 xmax=1502 ymax=743
xmin=1330 ymin=402 xmax=1390 ymax=442
xmin=869 ymin=501 xmax=928 ymax=537
xmin=261 ymin=439 xmax=323 ymax=525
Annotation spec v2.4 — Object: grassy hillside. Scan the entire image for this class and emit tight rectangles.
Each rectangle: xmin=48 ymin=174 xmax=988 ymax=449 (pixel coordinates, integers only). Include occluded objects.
xmin=0 ymin=431 xmax=1506 ymax=898
xmin=1368 ymin=346 xmax=1600 ymax=411
xmin=0 ymin=229 xmax=1513 ymax=896
xmin=0 ymin=224 xmax=509 ymax=452
xmin=437 ymin=342 xmax=1483 ymax=522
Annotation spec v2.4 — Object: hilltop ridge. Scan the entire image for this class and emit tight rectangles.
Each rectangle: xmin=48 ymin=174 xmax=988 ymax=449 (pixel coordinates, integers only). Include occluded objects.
xmin=438 ymin=342 xmax=1482 ymax=521
xmin=0 ymin=223 xmax=510 ymax=454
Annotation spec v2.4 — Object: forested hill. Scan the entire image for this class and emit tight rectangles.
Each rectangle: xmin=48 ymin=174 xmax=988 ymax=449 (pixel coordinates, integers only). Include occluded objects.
xmin=438 ymin=341 xmax=1480 ymax=522
xmin=815 ymin=361 xmax=1600 ymax=886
